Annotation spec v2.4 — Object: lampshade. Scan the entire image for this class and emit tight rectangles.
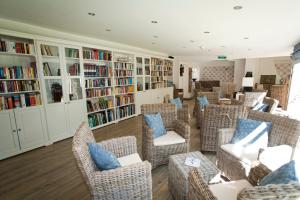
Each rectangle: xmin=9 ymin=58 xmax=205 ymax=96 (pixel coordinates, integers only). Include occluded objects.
xmin=242 ymin=77 xmax=254 ymax=87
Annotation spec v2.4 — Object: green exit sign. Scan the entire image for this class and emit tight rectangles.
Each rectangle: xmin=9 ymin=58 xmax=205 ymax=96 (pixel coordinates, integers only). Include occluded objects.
xmin=217 ymin=55 xmax=227 ymax=60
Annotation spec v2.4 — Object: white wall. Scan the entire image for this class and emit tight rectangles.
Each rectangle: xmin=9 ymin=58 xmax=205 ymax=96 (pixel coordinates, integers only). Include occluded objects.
xmin=234 ymin=59 xmax=246 ymax=91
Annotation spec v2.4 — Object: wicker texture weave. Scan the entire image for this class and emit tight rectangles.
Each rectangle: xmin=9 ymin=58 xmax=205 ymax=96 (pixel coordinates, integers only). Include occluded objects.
xmin=169 ymin=152 xmax=219 ymax=200
xmin=193 ymin=91 xmax=219 ymax=118
xmin=263 ymin=97 xmax=279 ymax=113
xmin=239 ymin=92 xmax=267 ymax=107
xmin=217 ymin=110 xmax=300 ymax=181
xmin=178 ymin=103 xmax=191 ymax=124
xmin=72 ymin=122 xmax=152 ymax=200
xmin=141 ymin=104 xmax=190 ymax=169
xmin=200 ymin=104 xmax=244 ymax=151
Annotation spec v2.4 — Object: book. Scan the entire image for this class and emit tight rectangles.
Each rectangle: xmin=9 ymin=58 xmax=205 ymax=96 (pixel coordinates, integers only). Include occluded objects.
xmin=20 ymin=94 xmax=26 ymax=108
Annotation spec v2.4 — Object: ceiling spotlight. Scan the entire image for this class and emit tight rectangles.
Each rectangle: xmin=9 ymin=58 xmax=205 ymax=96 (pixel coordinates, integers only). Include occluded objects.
xmin=105 ymin=29 xmax=112 ymax=32
xmin=204 ymin=31 xmax=210 ymax=34
xmin=151 ymin=20 xmax=158 ymax=24
xmin=88 ymin=12 xmax=96 ymax=16
xmin=153 ymin=35 xmax=158 ymax=38
xmin=233 ymin=6 xmax=243 ymax=10
xmin=244 ymin=37 xmax=249 ymax=40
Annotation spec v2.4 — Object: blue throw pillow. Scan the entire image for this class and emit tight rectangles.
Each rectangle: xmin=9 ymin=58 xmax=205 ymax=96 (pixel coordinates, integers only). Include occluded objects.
xmin=230 ymin=118 xmax=272 ymax=146
xmin=197 ymin=96 xmax=209 ymax=109
xmin=170 ymin=97 xmax=183 ymax=109
xmin=253 ymin=102 xmax=270 ymax=112
xmin=88 ymin=143 xmax=121 ymax=171
xmin=144 ymin=113 xmax=166 ymax=139
xmin=260 ymin=160 xmax=300 ymax=186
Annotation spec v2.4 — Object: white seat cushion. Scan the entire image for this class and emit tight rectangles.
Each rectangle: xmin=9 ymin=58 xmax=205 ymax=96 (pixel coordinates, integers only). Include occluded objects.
xmin=153 ymin=131 xmax=185 ymax=146
xmin=117 ymin=153 xmax=142 ymax=167
xmin=221 ymin=144 xmax=260 ymax=165
xmin=259 ymin=145 xmax=293 ymax=171
xmin=209 ymin=180 xmax=252 ymax=200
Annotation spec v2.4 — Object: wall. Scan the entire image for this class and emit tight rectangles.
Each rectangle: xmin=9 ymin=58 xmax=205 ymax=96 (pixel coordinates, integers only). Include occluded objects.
xmin=234 ymin=59 xmax=246 ymax=91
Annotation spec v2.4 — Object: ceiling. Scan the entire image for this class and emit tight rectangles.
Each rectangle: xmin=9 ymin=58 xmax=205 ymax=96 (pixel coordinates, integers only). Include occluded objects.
xmin=0 ymin=0 xmax=299 ymax=60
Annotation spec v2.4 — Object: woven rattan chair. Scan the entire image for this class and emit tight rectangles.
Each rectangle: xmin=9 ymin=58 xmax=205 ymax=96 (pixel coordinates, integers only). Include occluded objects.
xmin=194 ymin=92 xmax=219 ymax=128
xmin=262 ymin=97 xmax=279 ymax=113
xmin=141 ymin=104 xmax=190 ymax=169
xmin=72 ymin=122 xmax=152 ymax=200
xmin=217 ymin=110 xmax=300 ymax=181
xmin=200 ymin=104 xmax=244 ymax=152
xmin=238 ymin=92 xmax=267 ymax=107
xmin=188 ymin=166 xmax=300 ymax=200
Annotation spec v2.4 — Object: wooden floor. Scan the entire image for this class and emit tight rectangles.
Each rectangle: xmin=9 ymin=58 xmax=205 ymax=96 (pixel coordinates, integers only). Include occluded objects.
xmin=0 ymin=100 xmax=215 ymax=200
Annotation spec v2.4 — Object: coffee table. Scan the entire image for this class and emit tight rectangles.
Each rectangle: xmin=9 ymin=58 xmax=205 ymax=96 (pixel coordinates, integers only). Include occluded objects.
xmin=168 ymin=151 xmax=220 ymax=200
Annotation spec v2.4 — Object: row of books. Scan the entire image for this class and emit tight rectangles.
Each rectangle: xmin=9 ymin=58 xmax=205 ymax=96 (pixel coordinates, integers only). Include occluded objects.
xmin=83 ymin=49 xmax=112 ymax=61
xmin=115 ymin=77 xmax=133 ymax=86
xmin=86 ymin=98 xmax=114 ymax=113
xmin=68 ymin=63 xmax=80 ymax=76
xmin=116 ymin=105 xmax=135 ymax=119
xmin=0 ymin=93 xmax=41 ymax=110
xmin=43 ymin=62 xmax=57 ymax=76
xmin=164 ymin=60 xmax=173 ymax=67
xmin=136 ymin=68 xmax=143 ymax=75
xmin=114 ymin=85 xmax=134 ymax=94
xmin=0 ymin=39 xmax=35 ymax=55
xmin=114 ymin=70 xmax=133 ymax=77
xmin=151 ymin=65 xmax=163 ymax=71
xmin=65 ymin=48 xmax=79 ymax=58
xmin=0 ymin=80 xmax=40 ymax=93
xmin=114 ymin=62 xmax=134 ymax=70
xmin=84 ymin=64 xmax=112 ymax=77
xmin=86 ymin=88 xmax=112 ymax=98
xmin=151 ymin=58 xmax=163 ymax=66
xmin=0 ymin=63 xmax=37 ymax=79
xmin=151 ymin=71 xmax=162 ymax=77
xmin=41 ymin=45 xmax=57 ymax=56
xmin=151 ymin=76 xmax=163 ymax=82
xmin=85 ymin=79 xmax=111 ymax=89
xmin=88 ymin=111 xmax=107 ymax=128
xmin=152 ymin=82 xmax=165 ymax=89
xmin=115 ymin=95 xmax=134 ymax=107
xmin=163 ymin=66 xmax=173 ymax=71
xmin=164 ymin=71 xmax=173 ymax=76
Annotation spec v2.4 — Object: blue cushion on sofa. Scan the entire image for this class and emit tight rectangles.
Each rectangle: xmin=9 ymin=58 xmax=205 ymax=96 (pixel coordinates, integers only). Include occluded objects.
xmin=230 ymin=118 xmax=272 ymax=146
xmin=253 ymin=102 xmax=270 ymax=112
xmin=144 ymin=113 xmax=166 ymax=139
xmin=260 ymin=160 xmax=300 ymax=186
xmin=170 ymin=97 xmax=183 ymax=109
xmin=88 ymin=143 xmax=121 ymax=171
xmin=197 ymin=96 xmax=209 ymax=109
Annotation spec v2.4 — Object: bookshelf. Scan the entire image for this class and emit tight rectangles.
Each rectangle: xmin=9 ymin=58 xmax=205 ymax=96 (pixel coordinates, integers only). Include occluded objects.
xmin=114 ymin=52 xmax=135 ymax=120
xmin=136 ymin=56 xmax=143 ymax=92
xmin=0 ymin=35 xmax=41 ymax=111
xmin=83 ymin=47 xmax=114 ymax=129
xmin=163 ymin=59 xmax=173 ymax=87
xmin=151 ymin=57 xmax=164 ymax=89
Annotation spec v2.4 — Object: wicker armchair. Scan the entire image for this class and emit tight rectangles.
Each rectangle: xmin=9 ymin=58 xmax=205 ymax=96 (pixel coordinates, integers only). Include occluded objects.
xmin=238 ymin=92 xmax=267 ymax=107
xmin=200 ymin=104 xmax=244 ymax=152
xmin=194 ymin=92 xmax=219 ymax=128
xmin=262 ymin=97 xmax=279 ymax=113
xmin=141 ymin=104 xmax=190 ymax=169
xmin=178 ymin=103 xmax=191 ymax=124
xmin=217 ymin=110 xmax=300 ymax=181
xmin=72 ymin=122 xmax=152 ymax=200
xmin=188 ymin=166 xmax=300 ymax=200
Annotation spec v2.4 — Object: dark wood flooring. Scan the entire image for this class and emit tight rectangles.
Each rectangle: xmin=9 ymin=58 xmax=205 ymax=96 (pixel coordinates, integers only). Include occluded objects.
xmin=0 ymin=100 xmax=215 ymax=200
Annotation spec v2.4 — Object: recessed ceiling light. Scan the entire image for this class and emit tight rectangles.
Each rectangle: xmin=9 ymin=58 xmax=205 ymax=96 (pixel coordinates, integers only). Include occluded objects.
xmin=105 ymin=29 xmax=112 ymax=32
xmin=88 ymin=12 xmax=96 ymax=16
xmin=233 ymin=6 xmax=243 ymax=10
xmin=153 ymin=35 xmax=158 ymax=38
xmin=244 ymin=37 xmax=249 ymax=40
xmin=204 ymin=31 xmax=210 ymax=34
xmin=151 ymin=20 xmax=158 ymax=24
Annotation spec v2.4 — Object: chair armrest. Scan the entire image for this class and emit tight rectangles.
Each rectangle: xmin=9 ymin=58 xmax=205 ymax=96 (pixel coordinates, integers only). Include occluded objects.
xmin=217 ymin=128 xmax=235 ymax=147
xmin=178 ymin=103 xmax=191 ymax=124
xmin=247 ymin=162 xmax=271 ymax=186
xmin=98 ymin=136 xmax=137 ymax=158
xmin=238 ymin=183 xmax=300 ymax=200
xmin=94 ymin=161 xmax=152 ymax=197
xmin=143 ymin=123 xmax=154 ymax=145
xmin=173 ymin=120 xmax=190 ymax=140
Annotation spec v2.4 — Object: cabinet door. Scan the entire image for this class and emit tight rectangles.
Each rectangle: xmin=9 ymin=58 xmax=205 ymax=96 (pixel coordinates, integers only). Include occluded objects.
xmin=14 ymin=107 xmax=47 ymax=151
xmin=66 ymin=100 xmax=86 ymax=136
xmin=0 ymin=111 xmax=20 ymax=159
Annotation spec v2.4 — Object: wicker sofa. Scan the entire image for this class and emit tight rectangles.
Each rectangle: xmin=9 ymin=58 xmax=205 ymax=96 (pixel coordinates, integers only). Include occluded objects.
xmin=141 ymin=104 xmax=190 ymax=169
xmin=217 ymin=110 xmax=300 ymax=181
xmin=188 ymin=165 xmax=300 ymax=200
xmin=72 ymin=122 xmax=152 ymax=200
xmin=200 ymin=104 xmax=245 ymax=152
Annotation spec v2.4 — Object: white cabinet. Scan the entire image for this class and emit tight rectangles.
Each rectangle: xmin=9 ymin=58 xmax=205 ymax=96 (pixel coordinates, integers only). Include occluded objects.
xmin=0 ymin=107 xmax=47 ymax=160
xmin=37 ymin=41 xmax=87 ymax=143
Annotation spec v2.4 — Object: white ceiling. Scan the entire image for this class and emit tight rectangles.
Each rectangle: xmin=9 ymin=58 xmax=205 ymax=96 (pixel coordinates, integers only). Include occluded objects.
xmin=0 ymin=0 xmax=299 ymax=59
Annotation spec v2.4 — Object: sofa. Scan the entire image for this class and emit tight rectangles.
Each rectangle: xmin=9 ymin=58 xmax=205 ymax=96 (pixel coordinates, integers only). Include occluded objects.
xmin=217 ymin=110 xmax=300 ymax=180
